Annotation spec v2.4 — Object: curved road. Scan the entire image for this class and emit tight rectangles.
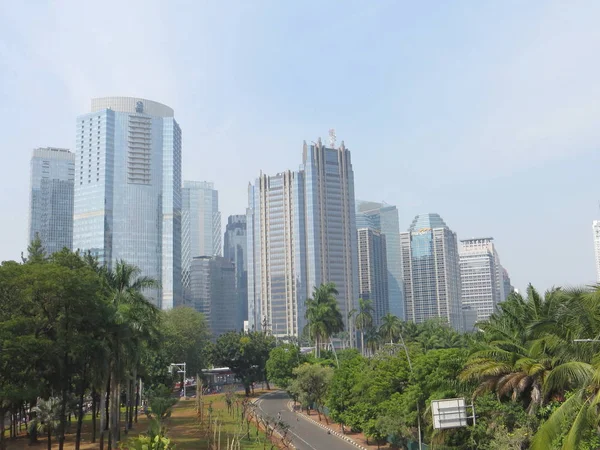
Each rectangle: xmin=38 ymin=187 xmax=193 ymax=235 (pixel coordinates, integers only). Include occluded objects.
xmin=256 ymin=391 xmax=356 ymax=450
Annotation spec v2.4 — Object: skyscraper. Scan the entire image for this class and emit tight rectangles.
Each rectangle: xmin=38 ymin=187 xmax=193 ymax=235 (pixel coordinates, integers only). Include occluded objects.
xmin=594 ymin=220 xmax=600 ymax=282
xmin=247 ymin=170 xmax=307 ymax=337
xmin=73 ymin=97 xmax=182 ymax=309
xmin=247 ymin=138 xmax=359 ymax=340
xmin=181 ymin=181 xmax=221 ymax=302
xmin=459 ymin=238 xmax=504 ymax=322
xmin=224 ymin=215 xmax=248 ymax=330
xmin=189 ymin=256 xmax=237 ymax=337
xmin=356 ymin=200 xmax=404 ymax=319
xmin=400 ymin=213 xmax=462 ymax=329
xmin=357 ymin=227 xmax=389 ymax=326
xmin=29 ymin=147 xmax=75 ymax=255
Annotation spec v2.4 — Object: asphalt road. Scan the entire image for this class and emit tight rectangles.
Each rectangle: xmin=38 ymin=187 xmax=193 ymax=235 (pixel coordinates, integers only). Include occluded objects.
xmin=256 ymin=391 xmax=357 ymax=450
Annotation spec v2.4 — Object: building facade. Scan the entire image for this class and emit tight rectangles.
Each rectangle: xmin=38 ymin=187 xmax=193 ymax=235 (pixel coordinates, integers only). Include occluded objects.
xmin=459 ymin=238 xmax=503 ymax=323
xmin=73 ymin=97 xmax=182 ymax=309
xmin=594 ymin=221 xmax=600 ymax=282
xmin=29 ymin=147 xmax=75 ymax=255
xmin=248 ymin=138 xmax=359 ymax=341
xmin=189 ymin=256 xmax=237 ymax=337
xmin=356 ymin=200 xmax=404 ymax=320
xmin=224 ymin=215 xmax=248 ymax=329
xmin=400 ymin=213 xmax=462 ymax=329
xmin=182 ymin=181 xmax=221 ymax=302
xmin=357 ymin=227 xmax=389 ymax=326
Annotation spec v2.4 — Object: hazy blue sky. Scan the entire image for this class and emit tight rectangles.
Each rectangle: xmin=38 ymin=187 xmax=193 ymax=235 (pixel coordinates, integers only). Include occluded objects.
xmin=1 ymin=0 xmax=599 ymax=292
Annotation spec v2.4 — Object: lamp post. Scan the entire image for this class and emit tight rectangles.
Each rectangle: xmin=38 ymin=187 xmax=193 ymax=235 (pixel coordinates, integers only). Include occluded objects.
xmin=396 ymin=333 xmax=422 ymax=450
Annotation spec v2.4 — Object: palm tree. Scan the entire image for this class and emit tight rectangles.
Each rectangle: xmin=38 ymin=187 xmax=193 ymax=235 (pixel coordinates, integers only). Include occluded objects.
xmin=351 ymin=298 xmax=374 ymax=355
xmin=364 ymin=327 xmax=381 ymax=356
xmin=379 ymin=313 xmax=402 ymax=344
xmin=305 ymin=283 xmax=344 ymax=358
xmin=103 ymin=260 xmax=159 ymax=449
xmin=30 ymin=397 xmax=61 ymax=450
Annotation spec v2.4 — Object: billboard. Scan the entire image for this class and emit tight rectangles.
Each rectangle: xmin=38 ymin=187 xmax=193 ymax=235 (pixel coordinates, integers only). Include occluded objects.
xmin=431 ymin=398 xmax=468 ymax=429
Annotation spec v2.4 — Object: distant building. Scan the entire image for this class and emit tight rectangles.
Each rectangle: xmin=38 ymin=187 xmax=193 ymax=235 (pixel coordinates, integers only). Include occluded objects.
xmin=594 ymin=221 xmax=600 ymax=282
xmin=502 ymin=267 xmax=514 ymax=298
xmin=459 ymin=238 xmax=502 ymax=322
xmin=189 ymin=256 xmax=237 ymax=338
xmin=356 ymin=201 xmax=404 ymax=319
xmin=462 ymin=306 xmax=478 ymax=332
xmin=73 ymin=97 xmax=182 ymax=309
xmin=29 ymin=147 xmax=75 ymax=255
xmin=357 ymin=228 xmax=389 ymax=326
xmin=223 ymin=215 xmax=248 ymax=329
xmin=400 ymin=213 xmax=462 ymax=330
xmin=182 ymin=181 xmax=221 ymax=303
xmin=248 ymin=138 xmax=359 ymax=341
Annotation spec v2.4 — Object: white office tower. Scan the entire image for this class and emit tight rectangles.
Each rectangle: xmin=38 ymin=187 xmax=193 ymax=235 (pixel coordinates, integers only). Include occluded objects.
xmin=459 ymin=238 xmax=507 ymax=323
xmin=73 ymin=97 xmax=182 ymax=309
xmin=594 ymin=221 xmax=600 ymax=282
xmin=247 ymin=138 xmax=359 ymax=340
xmin=400 ymin=214 xmax=462 ymax=330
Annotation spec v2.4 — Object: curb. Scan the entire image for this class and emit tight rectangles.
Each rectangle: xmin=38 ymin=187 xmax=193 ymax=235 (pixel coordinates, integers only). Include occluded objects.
xmin=254 ymin=392 xmax=296 ymax=449
xmin=286 ymin=400 xmax=368 ymax=450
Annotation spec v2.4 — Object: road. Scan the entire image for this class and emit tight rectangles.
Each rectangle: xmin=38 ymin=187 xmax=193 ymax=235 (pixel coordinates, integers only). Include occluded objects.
xmin=256 ymin=391 xmax=357 ymax=450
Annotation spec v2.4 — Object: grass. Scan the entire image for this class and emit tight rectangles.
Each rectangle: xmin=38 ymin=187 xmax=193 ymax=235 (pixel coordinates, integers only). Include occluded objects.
xmin=166 ymin=391 xmax=275 ymax=450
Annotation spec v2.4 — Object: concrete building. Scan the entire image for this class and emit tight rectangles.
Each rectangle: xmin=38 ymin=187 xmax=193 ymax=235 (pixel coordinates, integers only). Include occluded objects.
xmin=400 ymin=213 xmax=462 ymax=329
xmin=356 ymin=200 xmax=404 ymax=319
xmin=248 ymin=138 xmax=359 ymax=341
xmin=73 ymin=97 xmax=182 ymax=309
xmin=29 ymin=147 xmax=74 ymax=255
xmin=189 ymin=256 xmax=237 ymax=337
xmin=357 ymin=227 xmax=389 ymax=326
xmin=182 ymin=181 xmax=221 ymax=302
xmin=594 ymin=220 xmax=600 ymax=282
xmin=223 ymin=215 xmax=248 ymax=329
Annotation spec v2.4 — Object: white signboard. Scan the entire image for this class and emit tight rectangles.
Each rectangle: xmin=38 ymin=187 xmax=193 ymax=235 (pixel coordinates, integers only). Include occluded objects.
xmin=431 ymin=398 xmax=468 ymax=429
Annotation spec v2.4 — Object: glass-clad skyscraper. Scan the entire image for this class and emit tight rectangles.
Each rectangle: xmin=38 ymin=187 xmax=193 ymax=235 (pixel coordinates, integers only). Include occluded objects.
xmin=29 ymin=147 xmax=75 ymax=255
xmin=400 ymin=213 xmax=462 ymax=329
xmin=356 ymin=200 xmax=404 ymax=319
xmin=73 ymin=97 xmax=182 ymax=309
xmin=181 ymin=181 xmax=221 ymax=303
xmin=357 ymin=227 xmax=388 ymax=327
xmin=224 ymin=215 xmax=248 ymax=329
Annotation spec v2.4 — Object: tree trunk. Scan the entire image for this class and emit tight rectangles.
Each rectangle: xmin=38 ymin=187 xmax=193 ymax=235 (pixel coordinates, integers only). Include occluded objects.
xmin=100 ymin=376 xmax=109 ymax=450
xmin=134 ymin=378 xmax=140 ymax=424
xmin=75 ymin=368 xmax=86 ymax=450
xmin=360 ymin=332 xmax=364 ymax=356
xmin=128 ymin=367 xmax=136 ymax=430
xmin=0 ymin=409 xmax=5 ymax=450
xmin=109 ymin=375 xmax=120 ymax=449
xmin=59 ymin=380 xmax=69 ymax=450
xmin=29 ymin=398 xmax=38 ymax=444
xmin=47 ymin=431 xmax=52 ymax=450
xmin=91 ymin=390 xmax=97 ymax=443
xmin=263 ymin=370 xmax=271 ymax=390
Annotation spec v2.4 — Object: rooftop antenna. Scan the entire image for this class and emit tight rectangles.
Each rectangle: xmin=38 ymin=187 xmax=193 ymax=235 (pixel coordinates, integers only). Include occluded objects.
xmin=329 ymin=128 xmax=336 ymax=148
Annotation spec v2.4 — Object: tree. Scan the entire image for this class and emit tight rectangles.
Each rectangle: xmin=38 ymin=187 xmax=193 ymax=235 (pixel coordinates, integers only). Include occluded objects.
xmin=212 ymin=331 xmax=275 ymax=395
xmin=162 ymin=306 xmax=211 ymax=388
xmin=305 ymin=283 xmax=344 ymax=358
xmin=351 ymin=298 xmax=374 ymax=355
xmin=289 ymin=363 xmax=334 ymax=422
xmin=266 ymin=344 xmax=304 ymax=389
xmin=379 ymin=313 xmax=402 ymax=344
xmin=30 ymin=397 xmax=61 ymax=450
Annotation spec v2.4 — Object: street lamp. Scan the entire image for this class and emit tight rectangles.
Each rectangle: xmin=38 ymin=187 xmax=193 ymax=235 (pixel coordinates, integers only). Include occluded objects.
xmin=169 ymin=363 xmax=187 ymax=398
xmin=395 ymin=333 xmax=422 ymax=450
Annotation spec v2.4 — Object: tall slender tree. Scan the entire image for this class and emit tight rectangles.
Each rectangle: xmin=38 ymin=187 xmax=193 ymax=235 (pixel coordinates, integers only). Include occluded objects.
xmin=351 ymin=298 xmax=374 ymax=355
xmin=305 ymin=283 xmax=344 ymax=357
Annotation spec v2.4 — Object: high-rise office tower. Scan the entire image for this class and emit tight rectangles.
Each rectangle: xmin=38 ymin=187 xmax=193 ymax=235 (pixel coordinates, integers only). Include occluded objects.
xmin=248 ymin=138 xmax=359 ymax=340
xmin=224 ymin=215 xmax=248 ymax=330
xmin=400 ymin=213 xmax=462 ymax=329
xmin=356 ymin=200 xmax=404 ymax=319
xmin=29 ymin=147 xmax=75 ymax=255
xmin=181 ymin=181 xmax=221 ymax=302
xmin=459 ymin=237 xmax=504 ymax=322
xmin=502 ymin=267 xmax=514 ymax=299
xmin=247 ymin=170 xmax=307 ymax=337
xmin=189 ymin=256 xmax=237 ymax=337
xmin=357 ymin=227 xmax=389 ymax=326
xmin=73 ymin=97 xmax=182 ymax=309
xmin=594 ymin=221 xmax=600 ymax=282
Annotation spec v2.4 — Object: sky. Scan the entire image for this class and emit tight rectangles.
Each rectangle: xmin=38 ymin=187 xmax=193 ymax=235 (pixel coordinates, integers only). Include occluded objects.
xmin=1 ymin=0 xmax=599 ymax=293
